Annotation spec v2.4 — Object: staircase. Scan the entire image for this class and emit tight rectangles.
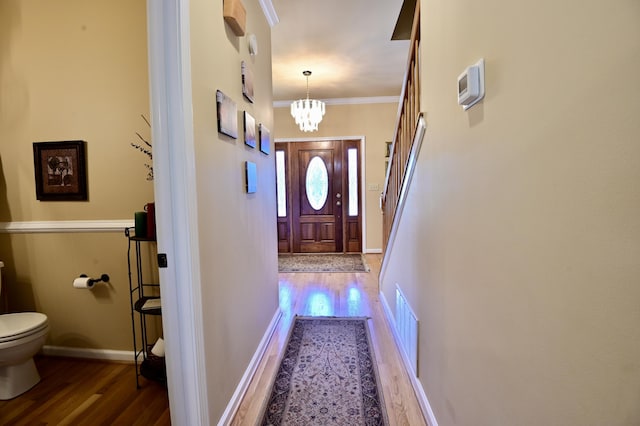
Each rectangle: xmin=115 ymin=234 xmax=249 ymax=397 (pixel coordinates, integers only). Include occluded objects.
xmin=382 ymin=1 xmax=423 ymax=266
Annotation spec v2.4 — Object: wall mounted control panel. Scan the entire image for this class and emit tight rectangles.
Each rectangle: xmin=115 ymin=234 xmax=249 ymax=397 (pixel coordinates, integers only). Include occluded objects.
xmin=458 ymin=58 xmax=485 ymax=110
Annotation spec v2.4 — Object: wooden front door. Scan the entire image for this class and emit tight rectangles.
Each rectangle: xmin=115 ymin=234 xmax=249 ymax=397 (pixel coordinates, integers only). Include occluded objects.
xmin=291 ymin=141 xmax=343 ymax=252
xmin=275 ymin=140 xmax=362 ymax=253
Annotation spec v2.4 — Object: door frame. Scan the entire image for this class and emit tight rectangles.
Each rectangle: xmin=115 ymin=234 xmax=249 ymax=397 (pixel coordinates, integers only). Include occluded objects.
xmin=275 ymin=136 xmax=368 ymax=252
xmin=147 ymin=0 xmax=209 ymax=424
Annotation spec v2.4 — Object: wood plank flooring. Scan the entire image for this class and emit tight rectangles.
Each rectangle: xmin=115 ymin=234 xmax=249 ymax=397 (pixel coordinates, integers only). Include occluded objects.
xmin=0 ymin=357 xmax=170 ymax=425
xmin=231 ymin=254 xmax=426 ymax=426
xmin=0 ymin=254 xmax=425 ymax=425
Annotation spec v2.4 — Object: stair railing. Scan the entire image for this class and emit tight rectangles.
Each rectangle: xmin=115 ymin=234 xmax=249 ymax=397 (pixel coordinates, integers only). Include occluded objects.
xmin=381 ymin=1 xmax=422 ymax=260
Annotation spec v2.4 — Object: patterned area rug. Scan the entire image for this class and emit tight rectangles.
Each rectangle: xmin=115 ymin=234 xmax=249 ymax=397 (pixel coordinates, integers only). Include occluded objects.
xmin=278 ymin=254 xmax=370 ymax=273
xmin=261 ymin=317 xmax=388 ymax=426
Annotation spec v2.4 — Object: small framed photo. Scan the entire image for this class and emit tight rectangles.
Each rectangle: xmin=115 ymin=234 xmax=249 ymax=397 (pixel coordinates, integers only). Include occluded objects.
xmin=216 ymin=90 xmax=238 ymax=139
xmin=259 ymin=124 xmax=270 ymax=155
xmin=245 ymin=161 xmax=257 ymax=193
xmin=385 ymin=141 xmax=392 ymax=158
xmin=244 ymin=111 xmax=256 ymax=148
xmin=241 ymin=61 xmax=254 ymax=103
xmin=33 ymin=140 xmax=88 ymax=201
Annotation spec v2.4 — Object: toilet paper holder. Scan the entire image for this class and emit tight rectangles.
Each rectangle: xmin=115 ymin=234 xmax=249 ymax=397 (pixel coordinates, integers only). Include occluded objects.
xmin=79 ymin=273 xmax=110 ymax=285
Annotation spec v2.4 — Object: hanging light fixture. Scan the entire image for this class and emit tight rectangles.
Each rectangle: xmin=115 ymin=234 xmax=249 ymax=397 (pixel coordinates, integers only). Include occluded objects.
xmin=290 ymin=70 xmax=325 ymax=132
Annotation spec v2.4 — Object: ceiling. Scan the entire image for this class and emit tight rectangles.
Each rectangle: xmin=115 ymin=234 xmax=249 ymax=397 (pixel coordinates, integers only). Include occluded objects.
xmin=269 ymin=0 xmax=411 ymax=103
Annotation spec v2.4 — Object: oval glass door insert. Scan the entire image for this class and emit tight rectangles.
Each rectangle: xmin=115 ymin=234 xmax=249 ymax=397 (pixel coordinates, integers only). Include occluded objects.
xmin=305 ymin=156 xmax=329 ymax=210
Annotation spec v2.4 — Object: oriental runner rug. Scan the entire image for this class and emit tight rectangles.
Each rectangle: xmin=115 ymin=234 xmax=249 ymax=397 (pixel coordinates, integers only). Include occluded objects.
xmin=261 ymin=317 xmax=388 ymax=426
xmin=278 ymin=253 xmax=370 ymax=273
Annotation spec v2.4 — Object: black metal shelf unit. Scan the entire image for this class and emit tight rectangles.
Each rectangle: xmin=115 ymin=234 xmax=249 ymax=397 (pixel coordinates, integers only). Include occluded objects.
xmin=125 ymin=227 xmax=165 ymax=388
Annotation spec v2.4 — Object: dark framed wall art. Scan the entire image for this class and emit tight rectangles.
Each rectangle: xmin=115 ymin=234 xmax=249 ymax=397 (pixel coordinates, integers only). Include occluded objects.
xmin=244 ymin=111 xmax=256 ymax=148
xmin=33 ymin=140 xmax=88 ymax=201
xmin=241 ymin=61 xmax=254 ymax=103
xmin=259 ymin=124 xmax=271 ymax=155
xmin=216 ymin=90 xmax=238 ymax=139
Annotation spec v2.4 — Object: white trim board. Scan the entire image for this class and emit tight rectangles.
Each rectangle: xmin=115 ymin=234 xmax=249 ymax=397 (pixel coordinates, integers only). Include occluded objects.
xmin=147 ymin=0 xmax=210 ymax=424
xmin=274 ymin=135 xmax=366 ymax=143
xmin=0 ymin=220 xmax=133 ymax=233
xmin=273 ymin=96 xmax=399 ymax=108
xmin=218 ymin=308 xmax=282 ymax=426
xmin=379 ymin=291 xmax=439 ymax=426
xmin=380 ymin=114 xmax=426 ymax=280
xmin=42 ymin=345 xmax=135 ymax=362
xmin=258 ymin=0 xmax=279 ymax=27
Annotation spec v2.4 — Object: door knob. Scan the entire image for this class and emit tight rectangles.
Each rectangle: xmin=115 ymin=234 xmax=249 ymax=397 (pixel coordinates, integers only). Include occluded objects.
xmin=336 ymin=193 xmax=342 ymax=199
xmin=336 ymin=201 xmax=342 ymax=206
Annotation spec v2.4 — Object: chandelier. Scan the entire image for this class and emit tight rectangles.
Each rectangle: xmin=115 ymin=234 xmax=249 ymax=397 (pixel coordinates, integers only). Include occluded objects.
xmin=290 ymin=70 xmax=325 ymax=132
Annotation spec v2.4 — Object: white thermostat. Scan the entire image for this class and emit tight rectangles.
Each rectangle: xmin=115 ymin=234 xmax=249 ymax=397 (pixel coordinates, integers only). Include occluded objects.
xmin=458 ymin=59 xmax=485 ymax=110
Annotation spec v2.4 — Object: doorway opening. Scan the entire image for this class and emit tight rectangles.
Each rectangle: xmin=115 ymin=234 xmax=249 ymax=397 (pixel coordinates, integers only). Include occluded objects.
xmin=275 ymin=139 xmax=363 ymax=253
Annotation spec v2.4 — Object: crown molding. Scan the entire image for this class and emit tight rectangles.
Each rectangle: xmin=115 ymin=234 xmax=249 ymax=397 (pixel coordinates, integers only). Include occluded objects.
xmin=259 ymin=0 xmax=279 ymax=27
xmin=273 ymin=96 xmax=399 ymax=108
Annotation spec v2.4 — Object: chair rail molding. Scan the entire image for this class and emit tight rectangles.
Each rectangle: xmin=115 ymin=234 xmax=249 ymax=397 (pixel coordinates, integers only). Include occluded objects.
xmin=0 ymin=220 xmax=134 ymax=233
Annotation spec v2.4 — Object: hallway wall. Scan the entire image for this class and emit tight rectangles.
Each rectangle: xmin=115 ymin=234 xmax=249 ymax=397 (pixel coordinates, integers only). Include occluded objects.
xmin=188 ymin=0 xmax=279 ymax=421
xmin=380 ymin=0 xmax=640 ymax=424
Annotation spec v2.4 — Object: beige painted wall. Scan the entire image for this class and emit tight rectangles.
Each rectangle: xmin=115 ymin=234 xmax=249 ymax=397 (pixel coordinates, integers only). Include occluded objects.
xmin=188 ymin=0 xmax=279 ymax=421
xmin=381 ymin=0 xmax=640 ymax=424
xmin=274 ymin=102 xmax=398 ymax=251
xmin=0 ymin=0 xmax=152 ymax=350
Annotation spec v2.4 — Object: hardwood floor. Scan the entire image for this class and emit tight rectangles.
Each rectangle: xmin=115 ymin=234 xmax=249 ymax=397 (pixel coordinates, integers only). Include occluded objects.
xmin=0 ymin=254 xmax=425 ymax=425
xmin=0 ymin=357 xmax=170 ymax=425
xmin=231 ymin=254 xmax=426 ymax=426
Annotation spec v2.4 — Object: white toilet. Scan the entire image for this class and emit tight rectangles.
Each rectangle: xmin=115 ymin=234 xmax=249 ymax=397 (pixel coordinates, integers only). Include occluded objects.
xmin=0 ymin=261 xmax=50 ymax=400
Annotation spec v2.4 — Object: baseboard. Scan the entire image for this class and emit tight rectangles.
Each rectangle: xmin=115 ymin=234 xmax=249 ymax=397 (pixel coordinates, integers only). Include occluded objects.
xmin=218 ymin=307 xmax=283 ymax=426
xmin=42 ymin=345 xmax=135 ymax=362
xmin=379 ymin=291 xmax=439 ymax=426
xmin=365 ymin=248 xmax=383 ymax=254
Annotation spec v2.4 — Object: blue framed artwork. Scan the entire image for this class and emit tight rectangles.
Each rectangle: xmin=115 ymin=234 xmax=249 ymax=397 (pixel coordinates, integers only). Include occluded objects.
xmin=245 ymin=161 xmax=257 ymax=193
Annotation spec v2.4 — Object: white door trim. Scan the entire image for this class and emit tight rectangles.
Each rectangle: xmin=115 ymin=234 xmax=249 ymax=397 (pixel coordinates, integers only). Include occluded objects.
xmin=147 ymin=0 xmax=209 ymax=424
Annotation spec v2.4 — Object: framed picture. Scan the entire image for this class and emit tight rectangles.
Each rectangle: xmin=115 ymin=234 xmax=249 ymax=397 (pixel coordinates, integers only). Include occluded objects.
xmin=33 ymin=140 xmax=88 ymax=201
xmin=259 ymin=123 xmax=270 ymax=155
xmin=216 ymin=90 xmax=238 ymax=139
xmin=385 ymin=141 xmax=392 ymax=158
xmin=244 ymin=111 xmax=256 ymax=148
xmin=241 ymin=61 xmax=254 ymax=103
xmin=245 ymin=161 xmax=257 ymax=193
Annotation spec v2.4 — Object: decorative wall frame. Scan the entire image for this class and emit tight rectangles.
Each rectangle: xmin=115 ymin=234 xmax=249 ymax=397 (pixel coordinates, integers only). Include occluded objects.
xmin=259 ymin=124 xmax=271 ymax=155
xmin=244 ymin=111 xmax=256 ymax=148
xmin=33 ymin=140 xmax=88 ymax=201
xmin=216 ymin=90 xmax=238 ymax=139
xmin=245 ymin=161 xmax=257 ymax=193
xmin=241 ymin=61 xmax=254 ymax=103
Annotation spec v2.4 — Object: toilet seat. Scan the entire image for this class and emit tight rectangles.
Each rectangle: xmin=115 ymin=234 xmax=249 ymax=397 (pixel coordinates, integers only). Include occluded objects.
xmin=0 ymin=313 xmax=49 ymax=343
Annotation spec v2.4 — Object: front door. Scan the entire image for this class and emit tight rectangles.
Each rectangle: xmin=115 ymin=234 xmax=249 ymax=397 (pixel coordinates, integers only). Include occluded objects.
xmin=275 ymin=140 xmax=362 ymax=253
xmin=291 ymin=141 xmax=343 ymax=252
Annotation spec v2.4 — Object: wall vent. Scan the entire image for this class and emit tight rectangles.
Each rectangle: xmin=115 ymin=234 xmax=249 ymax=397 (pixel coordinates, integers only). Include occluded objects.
xmin=395 ymin=284 xmax=419 ymax=375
